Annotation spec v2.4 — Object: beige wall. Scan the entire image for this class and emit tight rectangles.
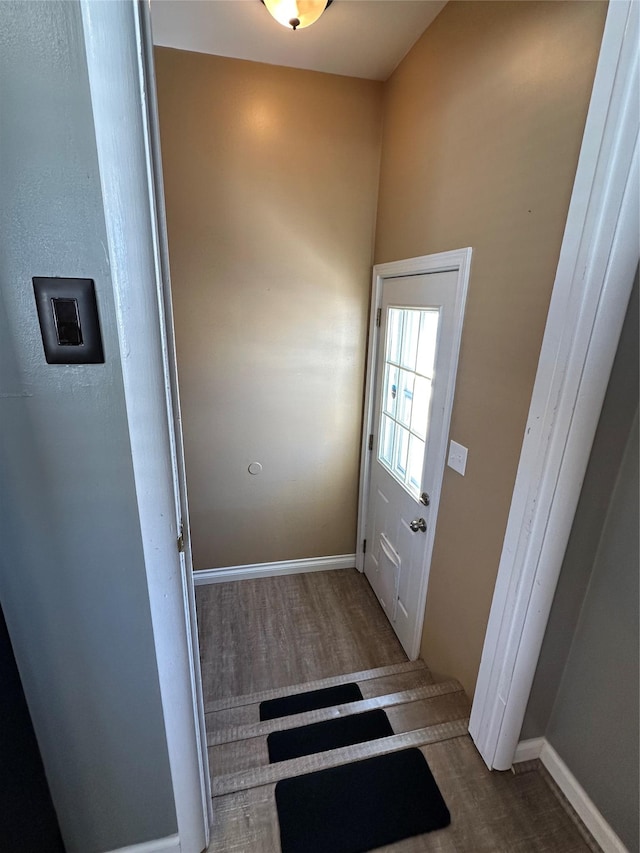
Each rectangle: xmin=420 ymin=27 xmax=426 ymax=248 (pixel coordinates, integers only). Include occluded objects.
xmin=374 ymin=1 xmax=607 ymax=694
xmin=155 ymin=49 xmax=383 ymax=569
xmin=157 ymin=1 xmax=607 ymax=694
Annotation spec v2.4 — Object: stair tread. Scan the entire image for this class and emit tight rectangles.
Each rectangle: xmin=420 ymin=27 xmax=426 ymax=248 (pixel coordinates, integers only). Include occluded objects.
xmin=210 ymin=717 xmax=469 ymax=797
xmin=206 ymin=665 xmax=436 ymax=731
xmin=205 ymin=659 xmax=428 ymax=713
xmin=205 ymin=736 xmax=589 ymax=853
xmin=209 ymin=688 xmax=470 ymax=777
xmin=208 ymin=679 xmax=464 ymax=745
xmin=206 ymin=671 xmax=437 ymax=731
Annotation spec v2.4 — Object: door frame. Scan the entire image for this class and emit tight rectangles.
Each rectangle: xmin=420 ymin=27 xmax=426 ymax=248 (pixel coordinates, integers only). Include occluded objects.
xmin=470 ymin=0 xmax=639 ymax=770
xmin=80 ymin=2 xmax=211 ymax=851
xmin=356 ymin=248 xmax=473 ymax=660
xmin=78 ymin=0 xmax=636 ymax=845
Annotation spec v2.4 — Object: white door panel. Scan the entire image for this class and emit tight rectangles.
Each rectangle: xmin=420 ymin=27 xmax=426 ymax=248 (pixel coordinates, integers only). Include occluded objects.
xmin=364 ymin=262 xmax=470 ymax=657
xmin=377 ymin=533 xmax=401 ymax=620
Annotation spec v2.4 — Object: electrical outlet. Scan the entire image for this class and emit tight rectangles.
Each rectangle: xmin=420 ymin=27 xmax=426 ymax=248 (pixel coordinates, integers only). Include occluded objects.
xmin=447 ymin=440 xmax=468 ymax=476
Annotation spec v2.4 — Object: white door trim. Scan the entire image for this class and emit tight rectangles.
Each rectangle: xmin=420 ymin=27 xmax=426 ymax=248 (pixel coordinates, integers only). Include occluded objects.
xmin=357 ymin=248 xmax=472 ymax=659
xmin=469 ymin=0 xmax=639 ymax=770
xmin=80 ymin=2 xmax=210 ymax=850
xmin=138 ymin=0 xmax=213 ymax=834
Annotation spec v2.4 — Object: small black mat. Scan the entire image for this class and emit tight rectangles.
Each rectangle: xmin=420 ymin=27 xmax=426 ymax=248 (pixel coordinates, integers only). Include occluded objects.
xmin=275 ymin=747 xmax=450 ymax=853
xmin=259 ymin=683 xmax=363 ymax=721
xmin=267 ymin=709 xmax=393 ymax=763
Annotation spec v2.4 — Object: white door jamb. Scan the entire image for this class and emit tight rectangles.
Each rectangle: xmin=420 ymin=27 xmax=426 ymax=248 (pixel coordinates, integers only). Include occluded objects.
xmin=138 ymin=1 xmax=213 ymax=832
xmin=469 ymin=0 xmax=639 ymax=770
xmin=80 ymin=1 xmax=211 ymax=850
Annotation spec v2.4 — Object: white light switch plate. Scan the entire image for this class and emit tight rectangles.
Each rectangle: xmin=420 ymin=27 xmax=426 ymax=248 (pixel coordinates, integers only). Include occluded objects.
xmin=447 ymin=440 xmax=468 ymax=476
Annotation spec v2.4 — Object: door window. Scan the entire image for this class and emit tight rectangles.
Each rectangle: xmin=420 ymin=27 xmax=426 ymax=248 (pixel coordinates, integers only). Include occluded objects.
xmin=378 ymin=307 xmax=440 ymax=498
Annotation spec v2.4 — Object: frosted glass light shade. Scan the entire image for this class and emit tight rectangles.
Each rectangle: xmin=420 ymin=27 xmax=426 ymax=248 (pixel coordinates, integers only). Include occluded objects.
xmin=263 ymin=0 xmax=329 ymax=30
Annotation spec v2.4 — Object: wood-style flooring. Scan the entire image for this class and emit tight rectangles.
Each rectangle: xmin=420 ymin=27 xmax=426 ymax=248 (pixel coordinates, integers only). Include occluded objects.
xmin=206 ymin=739 xmax=595 ymax=853
xmin=196 ymin=568 xmax=408 ymax=703
xmin=196 ymin=569 xmax=597 ymax=853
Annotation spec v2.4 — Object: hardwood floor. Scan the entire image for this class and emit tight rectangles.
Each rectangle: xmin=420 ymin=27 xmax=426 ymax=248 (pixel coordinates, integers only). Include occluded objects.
xmin=196 ymin=568 xmax=408 ymax=703
xmin=196 ymin=569 xmax=597 ymax=853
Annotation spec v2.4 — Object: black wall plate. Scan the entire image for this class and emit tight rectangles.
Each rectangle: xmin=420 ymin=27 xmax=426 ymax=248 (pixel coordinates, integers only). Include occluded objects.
xmin=32 ymin=277 xmax=104 ymax=365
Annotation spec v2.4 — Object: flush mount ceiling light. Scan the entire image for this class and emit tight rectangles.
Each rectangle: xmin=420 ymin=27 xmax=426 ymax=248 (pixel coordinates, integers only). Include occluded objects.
xmin=261 ymin=0 xmax=333 ymax=31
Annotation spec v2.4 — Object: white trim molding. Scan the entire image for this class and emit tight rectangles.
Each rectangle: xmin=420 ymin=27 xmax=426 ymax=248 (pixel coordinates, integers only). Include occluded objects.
xmin=105 ymin=834 xmax=181 ymax=853
xmin=194 ymin=554 xmax=357 ymax=585
xmin=80 ymin=2 xmax=210 ymax=851
xmin=514 ymin=740 xmax=629 ymax=853
xmin=512 ymin=737 xmax=545 ymax=765
xmin=470 ymin=0 xmax=639 ymax=771
xmin=356 ymin=248 xmax=472 ymax=659
xmin=137 ymin=0 xmax=213 ymax=831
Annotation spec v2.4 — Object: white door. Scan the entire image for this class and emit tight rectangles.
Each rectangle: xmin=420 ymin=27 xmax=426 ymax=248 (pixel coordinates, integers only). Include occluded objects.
xmin=363 ymin=254 xmax=470 ymax=658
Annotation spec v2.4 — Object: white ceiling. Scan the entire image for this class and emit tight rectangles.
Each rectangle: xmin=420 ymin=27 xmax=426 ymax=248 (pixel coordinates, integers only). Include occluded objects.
xmin=150 ymin=0 xmax=447 ymax=81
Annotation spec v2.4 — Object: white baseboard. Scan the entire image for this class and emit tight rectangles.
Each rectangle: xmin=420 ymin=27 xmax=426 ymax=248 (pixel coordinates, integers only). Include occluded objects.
xmin=104 ymin=834 xmax=180 ymax=853
xmin=514 ymin=738 xmax=628 ymax=853
xmin=193 ymin=553 xmax=357 ymax=585
xmin=513 ymin=737 xmax=545 ymax=763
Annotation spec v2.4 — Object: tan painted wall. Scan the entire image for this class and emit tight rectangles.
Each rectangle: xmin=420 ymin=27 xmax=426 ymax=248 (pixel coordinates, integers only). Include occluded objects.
xmin=155 ymin=49 xmax=383 ymax=569
xmin=374 ymin=0 xmax=607 ymax=695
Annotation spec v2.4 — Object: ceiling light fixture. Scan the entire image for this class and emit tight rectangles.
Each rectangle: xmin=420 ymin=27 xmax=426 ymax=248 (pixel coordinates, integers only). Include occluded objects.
xmin=261 ymin=0 xmax=333 ymax=32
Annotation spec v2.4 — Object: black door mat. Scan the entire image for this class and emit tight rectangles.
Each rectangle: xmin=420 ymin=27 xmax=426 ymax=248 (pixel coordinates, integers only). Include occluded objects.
xmin=259 ymin=683 xmax=363 ymax=721
xmin=275 ymin=747 xmax=450 ymax=853
xmin=267 ymin=709 xmax=394 ymax=763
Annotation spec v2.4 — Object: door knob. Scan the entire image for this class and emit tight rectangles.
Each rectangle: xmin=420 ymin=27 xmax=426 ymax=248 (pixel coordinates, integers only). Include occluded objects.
xmin=409 ymin=518 xmax=427 ymax=533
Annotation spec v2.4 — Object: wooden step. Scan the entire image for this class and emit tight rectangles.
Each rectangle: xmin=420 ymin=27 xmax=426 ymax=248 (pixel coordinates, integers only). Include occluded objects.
xmin=210 ymin=717 xmax=469 ymax=797
xmin=206 ymin=660 xmax=434 ymax=730
xmin=208 ymin=678 xmax=464 ymax=746
xmin=205 ymin=659 xmax=428 ymax=713
xmin=209 ymin=685 xmax=470 ymax=778
xmin=206 ymin=735 xmax=590 ymax=853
